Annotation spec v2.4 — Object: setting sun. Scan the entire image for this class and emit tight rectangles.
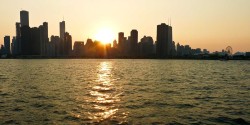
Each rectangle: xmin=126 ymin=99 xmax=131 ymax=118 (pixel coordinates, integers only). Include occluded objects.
xmin=94 ymin=28 xmax=115 ymax=44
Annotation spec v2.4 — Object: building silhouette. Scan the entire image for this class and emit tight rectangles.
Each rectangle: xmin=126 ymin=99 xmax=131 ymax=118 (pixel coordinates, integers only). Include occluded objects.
xmin=118 ymin=32 xmax=126 ymax=56
xmin=39 ymin=22 xmax=49 ymax=56
xmin=51 ymin=35 xmax=60 ymax=57
xmin=1 ymin=10 xmax=219 ymax=59
xmin=11 ymin=37 xmax=16 ymax=55
xmin=60 ymin=21 xmax=66 ymax=55
xmin=20 ymin=10 xmax=29 ymax=27
xmin=73 ymin=41 xmax=84 ymax=57
xmin=64 ymin=32 xmax=72 ymax=56
xmin=60 ymin=21 xmax=65 ymax=40
xmin=113 ymin=40 xmax=118 ymax=49
xmin=4 ymin=36 xmax=11 ymax=55
xmin=139 ymin=36 xmax=154 ymax=57
xmin=156 ymin=23 xmax=173 ymax=58
xmin=130 ymin=29 xmax=138 ymax=57
xmin=14 ymin=22 xmax=21 ymax=55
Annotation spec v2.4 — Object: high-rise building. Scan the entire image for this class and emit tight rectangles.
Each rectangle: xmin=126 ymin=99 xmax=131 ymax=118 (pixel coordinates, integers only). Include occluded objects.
xmin=20 ymin=26 xmax=31 ymax=55
xmin=11 ymin=37 xmax=18 ymax=55
xmin=118 ymin=32 xmax=128 ymax=56
xmin=130 ymin=29 xmax=138 ymax=57
xmin=59 ymin=21 xmax=66 ymax=55
xmin=156 ymin=23 xmax=173 ymax=58
xmin=60 ymin=21 xmax=65 ymax=40
xmin=113 ymin=40 xmax=118 ymax=48
xmin=4 ymin=36 xmax=11 ymax=55
xmin=15 ymin=22 xmax=21 ymax=55
xmin=118 ymin=32 xmax=124 ymax=46
xmin=21 ymin=26 xmax=43 ymax=55
xmin=64 ymin=32 xmax=72 ymax=56
xmin=39 ymin=22 xmax=49 ymax=56
xmin=30 ymin=27 xmax=42 ymax=55
xmin=50 ymin=35 xmax=60 ymax=57
xmin=118 ymin=32 xmax=125 ymax=51
xmin=20 ymin=10 xmax=29 ymax=27
xmin=139 ymin=36 xmax=154 ymax=57
xmin=73 ymin=41 xmax=85 ymax=56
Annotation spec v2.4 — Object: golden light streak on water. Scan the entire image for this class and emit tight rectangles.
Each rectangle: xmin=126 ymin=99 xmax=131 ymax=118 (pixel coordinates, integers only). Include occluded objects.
xmin=88 ymin=62 xmax=120 ymax=123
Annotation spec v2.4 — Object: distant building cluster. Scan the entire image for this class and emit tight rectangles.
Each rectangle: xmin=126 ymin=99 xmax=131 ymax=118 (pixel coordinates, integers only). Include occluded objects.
xmin=0 ymin=10 xmax=249 ymax=59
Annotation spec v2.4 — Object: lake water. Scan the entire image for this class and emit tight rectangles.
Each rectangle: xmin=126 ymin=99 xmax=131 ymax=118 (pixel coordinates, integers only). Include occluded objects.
xmin=0 ymin=59 xmax=250 ymax=124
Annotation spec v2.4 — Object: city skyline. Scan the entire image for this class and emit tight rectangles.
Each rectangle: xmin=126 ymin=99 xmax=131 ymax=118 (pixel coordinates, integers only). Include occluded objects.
xmin=0 ymin=0 xmax=250 ymax=52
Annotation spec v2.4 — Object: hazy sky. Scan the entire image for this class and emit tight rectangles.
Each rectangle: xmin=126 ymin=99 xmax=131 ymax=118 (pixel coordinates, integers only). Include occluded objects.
xmin=0 ymin=0 xmax=249 ymax=52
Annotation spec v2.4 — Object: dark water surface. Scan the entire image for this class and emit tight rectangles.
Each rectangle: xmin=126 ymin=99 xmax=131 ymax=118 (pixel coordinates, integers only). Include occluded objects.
xmin=1 ymin=59 xmax=250 ymax=124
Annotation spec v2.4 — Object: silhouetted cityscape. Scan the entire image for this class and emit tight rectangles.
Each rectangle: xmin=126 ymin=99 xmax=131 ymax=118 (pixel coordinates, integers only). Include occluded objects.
xmin=0 ymin=10 xmax=249 ymax=59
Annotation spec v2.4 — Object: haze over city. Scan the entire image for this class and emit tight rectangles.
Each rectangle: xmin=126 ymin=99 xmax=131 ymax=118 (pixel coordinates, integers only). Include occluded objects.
xmin=0 ymin=0 xmax=250 ymax=52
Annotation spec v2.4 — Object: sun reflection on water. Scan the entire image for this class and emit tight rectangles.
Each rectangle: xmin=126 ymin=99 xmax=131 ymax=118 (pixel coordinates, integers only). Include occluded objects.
xmin=87 ymin=62 xmax=126 ymax=123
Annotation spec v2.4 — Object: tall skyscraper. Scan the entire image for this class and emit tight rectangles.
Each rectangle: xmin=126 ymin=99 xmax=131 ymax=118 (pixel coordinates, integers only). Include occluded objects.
xmin=15 ymin=22 xmax=21 ymax=54
xmin=118 ymin=32 xmax=124 ymax=46
xmin=130 ymin=29 xmax=138 ymax=57
xmin=64 ymin=32 xmax=72 ymax=56
xmin=39 ymin=22 xmax=49 ymax=56
xmin=4 ymin=36 xmax=11 ymax=55
xmin=156 ymin=23 xmax=173 ymax=58
xmin=60 ymin=21 xmax=65 ymax=40
xmin=11 ymin=37 xmax=17 ymax=55
xmin=20 ymin=10 xmax=29 ymax=27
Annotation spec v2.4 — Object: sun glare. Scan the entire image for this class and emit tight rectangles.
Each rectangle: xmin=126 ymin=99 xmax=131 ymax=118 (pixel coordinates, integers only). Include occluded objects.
xmin=95 ymin=28 xmax=115 ymax=44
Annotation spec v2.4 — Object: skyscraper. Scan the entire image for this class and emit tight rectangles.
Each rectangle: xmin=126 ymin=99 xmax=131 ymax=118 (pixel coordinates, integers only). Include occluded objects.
xmin=139 ymin=36 xmax=154 ymax=57
xmin=130 ymin=29 xmax=138 ymax=57
xmin=64 ymin=32 xmax=72 ymax=56
xmin=118 ymin=32 xmax=125 ymax=55
xmin=20 ymin=10 xmax=29 ymax=27
xmin=60 ymin=21 xmax=65 ymax=40
xmin=156 ymin=23 xmax=173 ymax=58
xmin=15 ymin=22 xmax=21 ymax=55
xmin=39 ymin=22 xmax=48 ymax=56
xmin=11 ymin=37 xmax=17 ymax=55
xmin=4 ymin=36 xmax=11 ymax=55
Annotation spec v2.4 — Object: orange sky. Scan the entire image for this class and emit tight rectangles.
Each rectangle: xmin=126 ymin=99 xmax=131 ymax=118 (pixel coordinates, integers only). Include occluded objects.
xmin=0 ymin=0 xmax=249 ymax=52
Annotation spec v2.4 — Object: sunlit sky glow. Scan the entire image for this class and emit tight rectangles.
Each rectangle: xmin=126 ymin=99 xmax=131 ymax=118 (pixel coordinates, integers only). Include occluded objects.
xmin=0 ymin=0 xmax=249 ymax=52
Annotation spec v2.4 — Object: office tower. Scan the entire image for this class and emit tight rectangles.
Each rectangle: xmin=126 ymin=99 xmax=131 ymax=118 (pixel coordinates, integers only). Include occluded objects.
xmin=49 ymin=35 xmax=60 ymax=57
xmin=171 ymin=41 xmax=176 ymax=57
xmin=139 ymin=36 xmax=154 ymax=57
xmin=30 ymin=27 xmax=41 ymax=55
xmin=0 ymin=45 xmax=4 ymax=55
xmin=11 ymin=37 xmax=18 ymax=55
xmin=176 ymin=43 xmax=181 ymax=56
xmin=15 ymin=22 xmax=21 ymax=54
xmin=73 ymin=41 xmax=85 ymax=56
xmin=4 ymin=36 xmax=11 ymax=55
xmin=130 ymin=29 xmax=138 ymax=57
xmin=21 ymin=26 xmax=42 ymax=55
xmin=20 ymin=10 xmax=29 ymax=27
xmin=39 ymin=22 xmax=49 ymax=56
xmin=118 ymin=32 xmax=124 ymax=47
xmin=118 ymin=32 xmax=125 ymax=52
xmin=156 ymin=23 xmax=173 ymax=58
xmin=113 ymin=40 xmax=118 ymax=48
xmin=184 ymin=45 xmax=191 ymax=56
xmin=59 ymin=21 xmax=65 ymax=55
xmin=20 ymin=26 xmax=31 ymax=55
xmin=64 ymin=32 xmax=72 ymax=56
xmin=16 ymin=22 xmax=21 ymax=37
xmin=60 ymin=21 xmax=65 ymax=40
xmin=118 ymin=32 xmax=127 ymax=56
